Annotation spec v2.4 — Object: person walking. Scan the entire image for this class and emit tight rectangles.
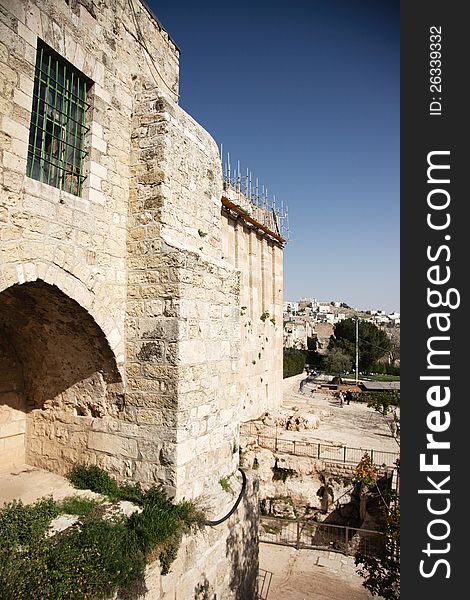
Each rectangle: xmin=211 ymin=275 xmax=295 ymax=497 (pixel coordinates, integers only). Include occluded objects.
xmin=339 ymin=391 xmax=344 ymax=407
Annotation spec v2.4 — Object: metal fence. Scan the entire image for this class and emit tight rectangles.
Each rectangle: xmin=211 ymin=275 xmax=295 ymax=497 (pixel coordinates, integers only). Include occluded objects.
xmin=257 ymin=569 xmax=273 ymax=600
xmin=241 ymin=423 xmax=399 ymax=468
xmin=260 ymin=516 xmax=384 ymax=557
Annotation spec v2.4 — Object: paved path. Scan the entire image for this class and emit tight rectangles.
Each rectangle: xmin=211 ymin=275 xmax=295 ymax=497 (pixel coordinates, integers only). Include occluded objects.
xmin=0 ymin=464 xmax=102 ymax=507
xmin=259 ymin=542 xmax=377 ymax=600
xmin=279 ymin=374 xmax=400 ymax=455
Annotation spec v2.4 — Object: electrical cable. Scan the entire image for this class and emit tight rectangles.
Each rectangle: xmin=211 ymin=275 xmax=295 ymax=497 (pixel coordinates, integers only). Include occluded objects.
xmin=126 ymin=0 xmax=179 ymax=98
xmin=203 ymin=468 xmax=247 ymax=526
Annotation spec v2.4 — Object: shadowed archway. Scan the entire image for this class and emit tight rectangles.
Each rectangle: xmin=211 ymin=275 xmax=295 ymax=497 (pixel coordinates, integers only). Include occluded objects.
xmin=0 ymin=280 xmax=124 ymax=473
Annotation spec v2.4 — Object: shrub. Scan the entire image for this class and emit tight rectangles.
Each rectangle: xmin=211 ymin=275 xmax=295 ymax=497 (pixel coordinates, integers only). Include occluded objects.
xmin=58 ymin=496 xmax=100 ymax=516
xmin=360 ymin=390 xmax=400 ymax=415
xmin=68 ymin=464 xmax=121 ymax=500
xmin=353 ymin=453 xmax=378 ymax=487
xmin=283 ymin=348 xmax=308 ymax=378
xmin=0 ymin=498 xmax=144 ymax=600
xmin=272 ymin=465 xmax=297 ymax=482
xmin=0 ymin=465 xmax=203 ymax=598
xmin=0 ymin=497 xmax=59 ymax=553
xmin=130 ymin=491 xmax=202 ymax=575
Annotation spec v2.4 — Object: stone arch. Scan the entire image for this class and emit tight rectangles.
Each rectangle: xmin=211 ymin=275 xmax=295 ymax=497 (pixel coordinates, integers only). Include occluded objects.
xmin=0 ymin=262 xmax=124 ymax=370
xmin=0 ymin=280 xmax=124 ymax=473
xmin=0 ymin=329 xmax=26 ymax=467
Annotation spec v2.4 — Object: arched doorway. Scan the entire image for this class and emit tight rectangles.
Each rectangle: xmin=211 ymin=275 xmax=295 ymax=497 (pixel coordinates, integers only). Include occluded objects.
xmin=0 ymin=280 xmax=124 ymax=474
xmin=0 ymin=328 xmax=26 ymax=467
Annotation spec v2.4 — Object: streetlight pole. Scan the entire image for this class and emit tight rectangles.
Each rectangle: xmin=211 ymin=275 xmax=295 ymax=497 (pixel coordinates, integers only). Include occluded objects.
xmin=355 ymin=317 xmax=359 ymax=385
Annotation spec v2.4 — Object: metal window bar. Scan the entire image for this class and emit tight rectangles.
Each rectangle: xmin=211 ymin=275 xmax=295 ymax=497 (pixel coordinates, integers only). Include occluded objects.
xmin=35 ymin=65 xmax=89 ymax=105
xmin=27 ymin=42 xmax=91 ymax=196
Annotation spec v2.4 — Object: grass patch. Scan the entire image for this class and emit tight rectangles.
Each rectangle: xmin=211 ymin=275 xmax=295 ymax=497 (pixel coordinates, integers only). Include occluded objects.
xmin=58 ymin=496 xmax=100 ymax=517
xmin=0 ymin=465 xmax=204 ymax=599
xmin=219 ymin=476 xmax=233 ymax=494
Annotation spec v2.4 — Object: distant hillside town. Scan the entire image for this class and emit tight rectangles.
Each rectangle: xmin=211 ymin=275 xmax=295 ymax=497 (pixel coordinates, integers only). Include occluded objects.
xmin=283 ymin=297 xmax=400 ymax=354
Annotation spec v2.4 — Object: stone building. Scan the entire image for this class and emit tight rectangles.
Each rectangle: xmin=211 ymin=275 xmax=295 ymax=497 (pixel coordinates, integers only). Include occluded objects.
xmin=0 ymin=0 xmax=284 ymax=597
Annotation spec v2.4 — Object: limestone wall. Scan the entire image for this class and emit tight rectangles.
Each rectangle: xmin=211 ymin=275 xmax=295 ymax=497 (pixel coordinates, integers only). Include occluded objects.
xmin=142 ymin=472 xmax=259 ymax=600
xmin=0 ymin=0 xmax=283 ymax=487
xmin=221 ymin=210 xmax=284 ymax=421
xmin=1 ymin=0 xmax=262 ymax=597
xmin=126 ymin=90 xmax=242 ymax=500
xmin=0 ymin=0 xmax=179 ymax=357
xmin=0 ymin=0 xmax=240 ymax=493
xmin=0 ymin=0 xmax=181 ymax=478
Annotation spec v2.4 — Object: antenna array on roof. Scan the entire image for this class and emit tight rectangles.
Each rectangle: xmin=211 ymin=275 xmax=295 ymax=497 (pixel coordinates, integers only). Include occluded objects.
xmin=220 ymin=145 xmax=290 ymax=242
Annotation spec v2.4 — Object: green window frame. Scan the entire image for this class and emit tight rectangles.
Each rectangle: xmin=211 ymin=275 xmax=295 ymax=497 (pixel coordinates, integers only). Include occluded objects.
xmin=27 ymin=41 xmax=91 ymax=196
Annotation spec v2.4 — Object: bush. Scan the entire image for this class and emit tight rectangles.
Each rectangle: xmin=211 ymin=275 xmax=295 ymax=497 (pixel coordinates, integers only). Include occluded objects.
xmin=0 ymin=497 xmax=59 ymax=553
xmin=129 ymin=491 xmax=200 ymax=574
xmin=370 ymin=362 xmax=400 ymax=376
xmin=68 ymin=464 xmax=122 ymax=501
xmin=283 ymin=348 xmax=308 ymax=378
xmin=58 ymin=496 xmax=100 ymax=516
xmin=38 ymin=517 xmax=145 ymax=600
xmin=360 ymin=390 xmax=400 ymax=415
xmin=272 ymin=465 xmax=297 ymax=482
xmin=0 ymin=466 xmax=202 ymax=598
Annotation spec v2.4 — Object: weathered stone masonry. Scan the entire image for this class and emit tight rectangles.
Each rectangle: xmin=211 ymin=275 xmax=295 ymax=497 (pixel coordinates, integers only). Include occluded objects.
xmin=221 ymin=193 xmax=284 ymax=421
xmin=0 ymin=0 xmax=283 ymax=596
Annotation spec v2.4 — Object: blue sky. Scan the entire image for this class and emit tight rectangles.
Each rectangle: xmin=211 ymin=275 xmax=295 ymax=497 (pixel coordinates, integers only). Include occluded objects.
xmin=147 ymin=0 xmax=400 ymax=313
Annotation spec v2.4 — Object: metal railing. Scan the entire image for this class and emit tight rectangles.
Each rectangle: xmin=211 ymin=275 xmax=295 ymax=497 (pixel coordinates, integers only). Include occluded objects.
xmin=260 ymin=516 xmax=384 ymax=557
xmin=220 ymin=148 xmax=291 ymax=241
xmin=257 ymin=569 xmax=273 ymax=600
xmin=240 ymin=423 xmax=399 ymax=468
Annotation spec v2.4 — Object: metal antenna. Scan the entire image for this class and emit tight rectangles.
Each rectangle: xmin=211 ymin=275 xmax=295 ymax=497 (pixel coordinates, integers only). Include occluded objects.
xmin=218 ymin=151 xmax=290 ymax=244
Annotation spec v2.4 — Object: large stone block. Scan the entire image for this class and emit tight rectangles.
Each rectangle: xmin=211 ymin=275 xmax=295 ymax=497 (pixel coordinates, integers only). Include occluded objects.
xmin=88 ymin=431 xmax=138 ymax=458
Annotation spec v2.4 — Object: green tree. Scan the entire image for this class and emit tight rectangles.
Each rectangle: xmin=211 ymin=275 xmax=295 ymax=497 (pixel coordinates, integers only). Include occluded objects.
xmin=328 ymin=318 xmax=391 ymax=373
xmin=324 ymin=347 xmax=352 ymax=376
xmin=355 ymin=500 xmax=400 ymax=599
xmin=361 ymin=390 xmax=400 ymax=415
xmin=354 ymin=455 xmax=400 ymax=599
xmin=283 ymin=348 xmax=307 ymax=378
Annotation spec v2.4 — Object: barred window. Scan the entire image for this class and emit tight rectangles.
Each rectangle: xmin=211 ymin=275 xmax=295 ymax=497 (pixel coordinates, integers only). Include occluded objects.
xmin=27 ymin=41 xmax=91 ymax=196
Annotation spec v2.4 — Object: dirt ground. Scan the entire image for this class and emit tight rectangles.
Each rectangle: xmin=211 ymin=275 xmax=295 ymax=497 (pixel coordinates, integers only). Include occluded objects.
xmin=279 ymin=373 xmax=399 ymax=454
xmin=259 ymin=542 xmax=376 ymax=600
